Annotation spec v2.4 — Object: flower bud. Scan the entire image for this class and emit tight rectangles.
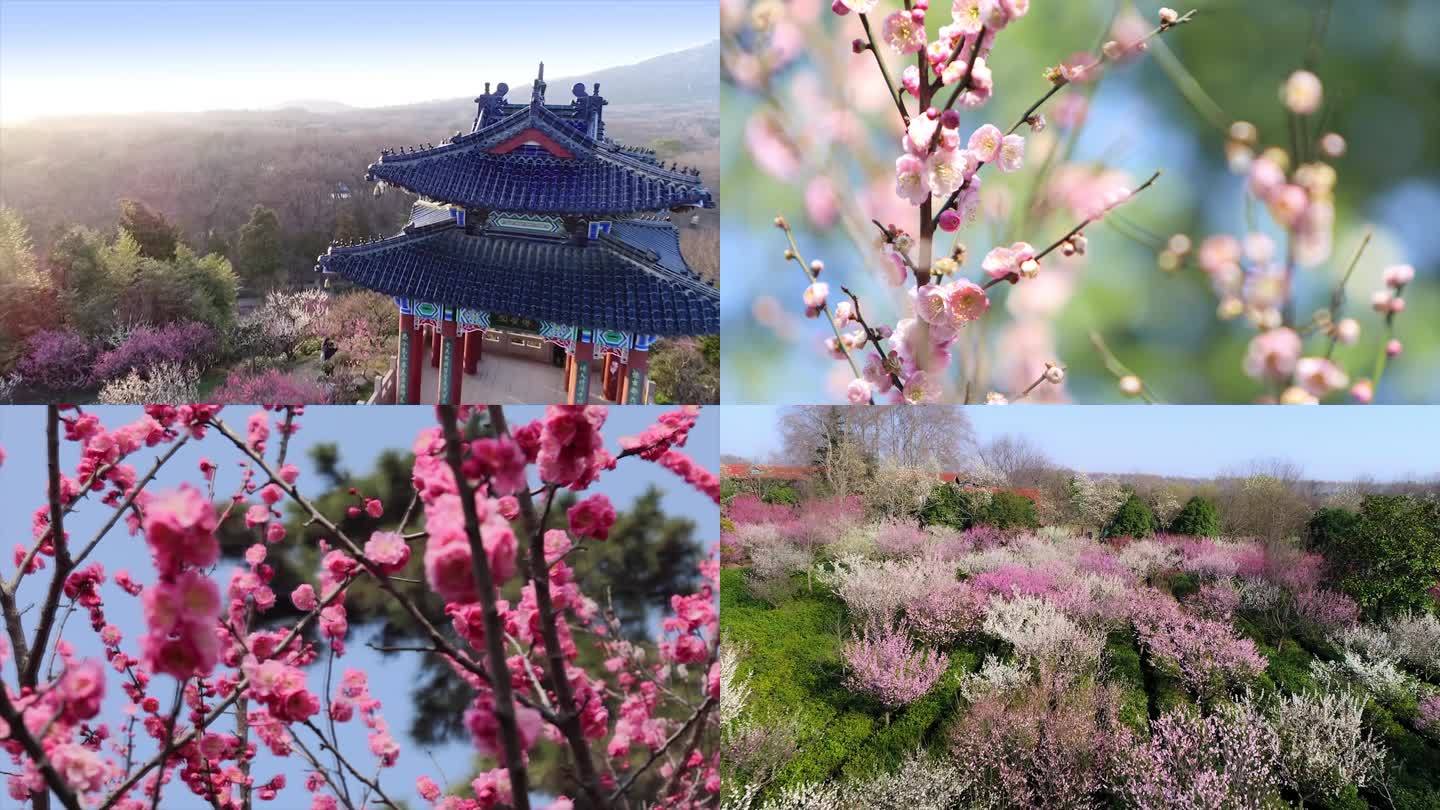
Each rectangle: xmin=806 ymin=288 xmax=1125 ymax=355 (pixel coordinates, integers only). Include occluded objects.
xmin=1043 ymin=363 xmax=1065 ymax=384
xmin=1119 ymin=375 xmax=1143 ymax=397
xmin=1349 ymin=379 xmax=1374 ymax=404
xmin=1158 ymin=7 xmax=1179 ymax=25
xmin=1282 ymin=70 xmax=1323 ymax=116
xmin=1383 ymin=264 xmax=1415 ymax=288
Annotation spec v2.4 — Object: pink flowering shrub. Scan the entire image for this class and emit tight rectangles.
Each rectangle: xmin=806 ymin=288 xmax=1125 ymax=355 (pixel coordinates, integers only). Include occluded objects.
xmin=1132 ymin=595 xmax=1268 ymax=699
xmin=726 ymin=493 xmax=795 ymax=525
xmin=953 ymin=678 xmax=1123 ymax=808
xmin=90 ymin=321 xmax=219 ymax=384
xmin=961 ymin=523 xmax=1004 ymax=550
xmin=1186 ymin=581 xmax=1241 ymax=621
xmin=15 ymin=329 xmax=93 ymax=392
xmin=905 ymin=580 xmax=985 ymax=646
xmin=842 ymin=620 xmax=948 ymax=711
xmin=1419 ymin=694 xmax=1440 ymax=739
xmin=970 ymin=564 xmax=1059 ymax=601
xmin=0 ymin=404 xmax=720 ymax=809
xmin=1293 ymin=588 xmax=1361 ymax=635
xmin=1112 ymin=703 xmax=1280 ymax=808
xmin=212 ymin=367 xmax=336 ymax=404
xmin=875 ymin=518 xmax=929 ymax=557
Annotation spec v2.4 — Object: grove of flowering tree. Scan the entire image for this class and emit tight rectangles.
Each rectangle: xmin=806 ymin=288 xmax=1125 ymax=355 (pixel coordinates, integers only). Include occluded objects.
xmin=0 ymin=404 xmax=720 ymax=809
xmin=721 ymin=0 xmax=1424 ymax=403
xmin=720 ymin=478 xmax=1440 ymax=808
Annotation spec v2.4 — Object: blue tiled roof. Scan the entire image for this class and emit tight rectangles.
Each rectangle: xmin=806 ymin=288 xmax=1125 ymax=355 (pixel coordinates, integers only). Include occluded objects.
xmin=316 ymin=220 xmax=717 ymax=336
xmin=366 ymin=97 xmax=712 ymax=215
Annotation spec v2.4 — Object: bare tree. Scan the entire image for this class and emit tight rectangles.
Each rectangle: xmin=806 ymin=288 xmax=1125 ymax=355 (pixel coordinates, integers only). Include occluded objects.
xmin=1214 ymin=458 xmax=1316 ymax=542
xmin=978 ymin=434 xmax=1053 ymax=488
xmin=778 ymin=406 xmax=975 ymax=469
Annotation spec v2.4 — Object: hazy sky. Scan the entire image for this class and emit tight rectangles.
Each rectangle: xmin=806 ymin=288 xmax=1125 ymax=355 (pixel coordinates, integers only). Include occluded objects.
xmin=720 ymin=405 xmax=1440 ymax=482
xmin=0 ymin=0 xmax=717 ymax=123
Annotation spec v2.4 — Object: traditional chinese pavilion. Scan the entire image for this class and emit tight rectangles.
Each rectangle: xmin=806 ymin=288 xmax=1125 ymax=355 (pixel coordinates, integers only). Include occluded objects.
xmin=317 ymin=63 xmax=716 ymax=404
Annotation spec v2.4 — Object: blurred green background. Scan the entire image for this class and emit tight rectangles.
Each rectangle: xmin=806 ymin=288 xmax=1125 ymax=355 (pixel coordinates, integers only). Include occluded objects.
xmin=720 ymin=0 xmax=1440 ymax=403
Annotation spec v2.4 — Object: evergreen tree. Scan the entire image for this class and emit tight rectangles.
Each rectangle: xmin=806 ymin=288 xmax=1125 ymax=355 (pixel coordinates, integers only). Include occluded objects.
xmin=0 ymin=208 xmax=51 ymax=356
xmin=1104 ymin=491 xmax=1157 ymax=539
xmin=118 ymin=198 xmax=179 ymax=259
xmin=236 ymin=205 xmax=284 ymax=290
xmin=1169 ymin=496 xmax=1222 ymax=537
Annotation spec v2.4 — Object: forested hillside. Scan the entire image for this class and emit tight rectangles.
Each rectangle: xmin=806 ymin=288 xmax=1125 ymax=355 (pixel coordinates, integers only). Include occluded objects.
xmin=0 ymin=42 xmax=720 ymax=282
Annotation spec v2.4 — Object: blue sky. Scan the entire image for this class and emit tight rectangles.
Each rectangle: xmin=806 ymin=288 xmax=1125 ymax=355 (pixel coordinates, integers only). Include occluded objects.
xmin=720 ymin=405 xmax=1440 ymax=482
xmin=0 ymin=0 xmax=717 ymax=122
xmin=0 ymin=405 xmax=718 ymax=808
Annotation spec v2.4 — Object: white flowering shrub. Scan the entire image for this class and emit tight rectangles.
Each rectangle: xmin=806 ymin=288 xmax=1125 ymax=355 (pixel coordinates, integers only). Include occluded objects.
xmin=982 ymin=596 xmax=1103 ymax=673
xmin=1236 ymin=577 xmax=1287 ymax=611
xmin=96 ymin=362 xmax=200 ymax=404
xmin=720 ymin=641 xmax=753 ymax=729
xmin=826 ymin=523 xmax=881 ymax=559
xmin=1311 ymin=652 xmax=1417 ymax=706
xmin=1386 ymin=612 xmax=1440 ymax=676
xmin=1267 ymin=690 xmax=1385 ymax=802
xmin=817 ymin=555 xmax=954 ymax=623
xmin=957 ymin=655 xmax=1029 ymax=703
xmin=1117 ymin=540 xmax=1179 ymax=581
xmin=842 ymin=751 xmax=981 ymax=809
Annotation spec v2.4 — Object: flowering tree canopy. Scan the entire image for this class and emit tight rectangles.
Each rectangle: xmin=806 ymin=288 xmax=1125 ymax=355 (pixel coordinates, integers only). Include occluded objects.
xmin=0 ymin=404 xmax=719 ymax=810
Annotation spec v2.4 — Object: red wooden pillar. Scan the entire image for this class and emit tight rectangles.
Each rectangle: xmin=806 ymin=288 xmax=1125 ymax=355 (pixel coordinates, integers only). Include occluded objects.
xmin=463 ymin=330 xmax=482 ymax=374
xmin=567 ymin=341 xmax=593 ymax=404
xmin=398 ymin=312 xmax=423 ymax=404
xmin=602 ymin=351 xmax=624 ymax=401
xmin=623 ymin=348 xmax=650 ymax=404
xmin=439 ymin=319 xmax=462 ymax=404
xmin=429 ymin=326 xmax=442 ymax=368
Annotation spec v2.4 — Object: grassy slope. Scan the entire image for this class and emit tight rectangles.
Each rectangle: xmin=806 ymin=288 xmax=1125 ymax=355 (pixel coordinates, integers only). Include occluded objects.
xmin=725 ymin=564 xmax=1440 ymax=807
xmin=720 ymin=568 xmax=979 ymax=789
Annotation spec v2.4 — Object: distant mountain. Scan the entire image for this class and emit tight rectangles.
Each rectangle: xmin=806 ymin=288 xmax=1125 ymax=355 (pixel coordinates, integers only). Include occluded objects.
xmin=521 ymin=40 xmax=719 ymax=106
xmin=269 ymin=99 xmax=357 ymax=114
xmin=0 ymin=40 xmax=719 ymax=270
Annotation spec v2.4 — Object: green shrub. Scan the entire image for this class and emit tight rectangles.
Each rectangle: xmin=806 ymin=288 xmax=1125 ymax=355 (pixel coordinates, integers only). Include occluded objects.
xmin=1168 ymin=496 xmax=1222 ymax=537
xmin=1308 ymin=495 xmax=1440 ymax=619
xmin=1103 ymin=492 xmax=1156 ymax=539
xmin=720 ymin=478 xmax=739 ymax=504
xmin=1105 ymin=631 xmax=1150 ymax=733
xmin=920 ymin=483 xmax=988 ymax=530
xmin=761 ymin=483 xmax=800 ymax=506
xmin=1303 ymin=506 xmax=1360 ymax=550
xmin=979 ymin=491 xmax=1039 ymax=530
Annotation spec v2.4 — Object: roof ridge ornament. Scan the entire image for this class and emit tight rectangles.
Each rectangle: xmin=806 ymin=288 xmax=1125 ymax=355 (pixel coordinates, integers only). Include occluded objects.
xmin=531 ymin=61 xmax=546 ymax=107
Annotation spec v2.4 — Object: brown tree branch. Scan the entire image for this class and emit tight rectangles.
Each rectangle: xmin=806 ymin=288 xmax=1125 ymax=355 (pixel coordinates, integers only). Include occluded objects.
xmin=437 ymin=406 xmax=533 ymax=810
xmin=485 ymin=405 xmax=609 ymax=809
